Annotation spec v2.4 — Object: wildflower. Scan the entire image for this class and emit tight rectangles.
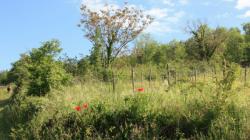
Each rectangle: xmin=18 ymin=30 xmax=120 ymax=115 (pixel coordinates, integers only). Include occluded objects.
xmin=83 ymin=103 xmax=88 ymax=109
xmin=74 ymin=106 xmax=81 ymax=111
xmin=136 ymin=88 xmax=144 ymax=92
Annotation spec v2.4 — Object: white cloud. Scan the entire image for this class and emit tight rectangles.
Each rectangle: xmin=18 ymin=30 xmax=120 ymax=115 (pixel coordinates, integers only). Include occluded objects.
xmin=145 ymin=21 xmax=173 ymax=33
xmin=236 ymin=0 xmax=250 ymax=9
xmin=145 ymin=10 xmax=185 ymax=34
xmin=81 ymin=0 xmax=106 ymax=11
xmin=81 ymin=0 xmax=120 ymax=12
xmin=161 ymin=0 xmax=189 ymax=6
xmin=179 ymin=0 xmax=189 ymax=5
xmin=239 ymin=10 xmax=250 ymax=18
xmin=145 ymin=8 xmax=169 ymax=19
xmin=223 ymin=0 xmax=234 ymax=2
xmin=162 ymin=0 xmax=175 ymax=6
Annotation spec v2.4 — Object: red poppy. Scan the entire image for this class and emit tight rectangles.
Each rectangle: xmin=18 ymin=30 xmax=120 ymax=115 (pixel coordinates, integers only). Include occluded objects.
xmin=136 ymin=88 xmax=144 ymax=92
xmin=74 ymin=106 xmax=81 ymax=111
xmin=83 ymin=103 xmax=88 ymax=109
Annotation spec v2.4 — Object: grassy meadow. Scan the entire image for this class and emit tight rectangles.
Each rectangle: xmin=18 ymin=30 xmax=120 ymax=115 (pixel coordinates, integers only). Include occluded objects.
xmin=0 ymin=69 xmax=249 ymax=139
xmin=1 ymin=2 xmax=250 ymax=139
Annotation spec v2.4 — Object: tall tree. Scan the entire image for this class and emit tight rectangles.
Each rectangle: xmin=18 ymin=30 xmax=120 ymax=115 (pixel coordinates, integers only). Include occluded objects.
xmin=89 ymin=28 xmax=103 ymax=70
xmin=224 ymin=28 xmax=244 ymax=63
xmin=186 ymin=22 xmax=227 ymax=62
xmin=243 ymin=23 xmax=250 ymax=42
xmin=78 ymin=3 xmax=153 ymax=68
xmin=242 ymin=23 xmax=250 ymax=65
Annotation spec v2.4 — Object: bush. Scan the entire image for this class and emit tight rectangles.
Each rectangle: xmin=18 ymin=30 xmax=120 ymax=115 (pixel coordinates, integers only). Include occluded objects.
xmin=8 ymin=40 xmax=71 ymax=96
xmin=0 ymin=71 xmax=10 ymax=85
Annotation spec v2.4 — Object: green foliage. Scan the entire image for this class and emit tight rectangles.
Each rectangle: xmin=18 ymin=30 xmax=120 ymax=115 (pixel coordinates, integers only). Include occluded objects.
xmin=219 ymin=63 xmax=240 ymax=90
xmin=3 ymin=13 xmax=250 ymax=140
xmin=77 ymin=56 xmax=91 ymax=78
xmin=27 ymin=40 xmax=71 ymax=96
xmin=243 ymin=22 xmax=250 ymax=42
xmin=8 ymin=40 xmax=71 ymax=96
xmin=131 ymin=35 xmax=187 ymax=66
xmin=0 ymin=71 xmax=10 ymax=85
xmin=89 ymin=28 xmax=103 ymax=70
xmin=60 ymin=55 xmax=79 ymax=76
xmin=8 ymin=54 xmax=31 ymax=90
xmin=224 ymin=28 xmax=244 ymax=63
xmin=186 ymin=23 xmax=228 ymax=62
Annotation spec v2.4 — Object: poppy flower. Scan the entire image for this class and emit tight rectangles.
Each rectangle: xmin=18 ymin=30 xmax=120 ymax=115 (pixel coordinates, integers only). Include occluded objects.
xmin=83 ymin=103 xmax=88 ymax=109
xmin=74 ymin=106 xmax=81 ymax=111
xmin=136 ymin=88 xmax=144 ymax=92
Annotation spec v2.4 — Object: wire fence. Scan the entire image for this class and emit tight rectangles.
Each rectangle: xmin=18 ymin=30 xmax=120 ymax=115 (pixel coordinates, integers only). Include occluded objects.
xmin=91 ymin=65 xmax=250 ymax=94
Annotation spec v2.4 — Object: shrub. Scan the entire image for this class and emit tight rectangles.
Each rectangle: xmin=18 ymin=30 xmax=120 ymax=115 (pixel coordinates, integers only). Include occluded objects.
xmin=8 ymin=40 xmax=71 ymax=96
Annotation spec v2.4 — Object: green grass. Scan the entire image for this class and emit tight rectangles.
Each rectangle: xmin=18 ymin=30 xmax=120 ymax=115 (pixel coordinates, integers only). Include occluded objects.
xmin=1 ymin=68 xmax=250 ymax=139
xmin=2 ymin=79 xmax=249 ymax=139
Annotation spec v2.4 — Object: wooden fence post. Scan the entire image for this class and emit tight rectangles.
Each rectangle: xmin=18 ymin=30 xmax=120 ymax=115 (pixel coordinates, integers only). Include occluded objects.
xmin=244 ymin=67 xmax=247 ymax=86
xmin=149 ymin=68 xmax=152 ymax=89
xmin=174 ymin=69 xmax=177 ymax=84
xmin=222 ymin=59 xmax=226 ymax=79
xmin=167 ymin=64 xmax=171 ymax=86
xmin=203 ymin=69 xmax=206 ymax=82
xmin=141 ymin=71 xmax=143 ymax=87
xmin=195 ymin=68 xmax=197 ymax=84
xmin=213 ymin=65 xmax=217 ymax=82
xmin=131 ymin=68 xmax=135 ymax=93
xmin=112 ymin=71 xmax=116 ymax=93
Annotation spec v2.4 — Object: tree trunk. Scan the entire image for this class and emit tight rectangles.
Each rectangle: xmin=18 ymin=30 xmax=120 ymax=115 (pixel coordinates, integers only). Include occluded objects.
xmin=106 ymin=46 xmax=112 ymax=68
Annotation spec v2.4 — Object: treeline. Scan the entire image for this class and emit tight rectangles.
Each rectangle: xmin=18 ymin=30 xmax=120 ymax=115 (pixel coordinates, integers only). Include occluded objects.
xmin=1 ymin=22 xmax=250 ymax=86
xmin=59 ymin=22 xmax=250 ymax=79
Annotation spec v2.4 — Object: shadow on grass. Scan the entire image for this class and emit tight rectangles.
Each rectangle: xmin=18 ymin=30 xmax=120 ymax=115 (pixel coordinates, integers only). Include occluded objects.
xmin=0 ymin=98 xmax=9 ymax=109
xmin=0 ymin=93 xmax=11 ymax=140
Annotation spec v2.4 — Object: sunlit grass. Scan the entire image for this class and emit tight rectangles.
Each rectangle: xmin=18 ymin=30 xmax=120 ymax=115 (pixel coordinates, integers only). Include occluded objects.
xmin=1 ymin=71 xmax=250 ymax=139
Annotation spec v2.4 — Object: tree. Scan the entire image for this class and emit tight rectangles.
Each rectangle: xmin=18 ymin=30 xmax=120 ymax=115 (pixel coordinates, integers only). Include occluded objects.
xmin=78 ymin=3 xmax=153 ymax=68
xmin=224 ymin=28 xmax=244 ymax=63
xmin=89 ymin=28 xmax=103 ymax=70
xmin=9 ymin=40 xmax=71 ymax=96
xmin=0 ymin=70 xmax=10 ymax=85
xmin=186 ymin=22 xmax=227 ymax=62
xmin=60 ymin=55 xmax=79 ymax=76
xmin=27 ymin=40 xmax=71 ymax=96
xmin=8 ymin=54 xmax=31 ymax=89
xmin=132 ymin=34 xmax=158 ymax=65
xmin=77 ymin=56 xmax=91 ymax=78
xmin=243 ymin=23 xmax=250 ymax=42
xmin=240 ymin=23 xmax=250 ymax=66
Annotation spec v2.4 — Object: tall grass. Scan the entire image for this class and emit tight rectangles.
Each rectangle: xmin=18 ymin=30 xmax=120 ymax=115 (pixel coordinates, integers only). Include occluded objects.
xmin=2 ymin=78 xmax=249 ymax=139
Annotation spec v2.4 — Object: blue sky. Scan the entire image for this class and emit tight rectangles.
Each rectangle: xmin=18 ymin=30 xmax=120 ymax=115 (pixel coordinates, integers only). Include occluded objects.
xmin=0 ymin=0 xmax=250 ymax=70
